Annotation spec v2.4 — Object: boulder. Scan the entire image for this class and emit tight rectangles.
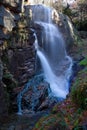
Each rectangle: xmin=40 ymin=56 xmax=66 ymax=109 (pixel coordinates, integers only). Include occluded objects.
xmin=22 ymin=82 xmax=49 ymax=111
xmin=38 ymin=96 xmax=58 ymax=111
xmin=0 ymin=0 xmax=22 ymax=13
xmin=14 ymin=74 xmax=50 ymax=112
xmin=0 ymin=5 xmax=15 ymax=32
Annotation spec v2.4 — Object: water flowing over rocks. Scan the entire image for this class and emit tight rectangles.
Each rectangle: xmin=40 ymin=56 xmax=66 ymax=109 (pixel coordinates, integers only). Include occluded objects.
xmin=25 ymin=4 xmax=75 ymax=50
xmin=16 ymin=74 xmax=58 ymax=114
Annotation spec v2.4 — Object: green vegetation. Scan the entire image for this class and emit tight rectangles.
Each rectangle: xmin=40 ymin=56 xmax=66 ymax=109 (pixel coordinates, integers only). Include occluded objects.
xmin=79 ymin=57 xmax=87 ymax=66
xmin=33 ymin=113 xmax=68 ymax=130
xmin=71 ymin=67 xmax=87 ymax=109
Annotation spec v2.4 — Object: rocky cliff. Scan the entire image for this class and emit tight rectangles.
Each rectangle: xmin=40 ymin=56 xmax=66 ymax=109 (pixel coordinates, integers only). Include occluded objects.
xmin=0 ymin=0 xmax=36 ymax=119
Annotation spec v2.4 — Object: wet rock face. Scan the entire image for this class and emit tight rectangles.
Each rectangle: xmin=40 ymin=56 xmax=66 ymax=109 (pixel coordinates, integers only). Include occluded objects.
xmin=8 ymin=46 xmax=35 ymax=85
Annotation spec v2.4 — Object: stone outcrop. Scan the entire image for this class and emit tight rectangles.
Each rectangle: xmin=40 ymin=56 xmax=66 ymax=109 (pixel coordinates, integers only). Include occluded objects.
xmin=58 ymin=13 xmax=76 ymax=49
xmin=0 ymin=0 xmax=22 ymax=39
xmin=0 ymin=5 xmax=15 ymax=33
xmin=0 ymin=0 xmax=22 ymax=13
xmin=8 ymin=45 xmax=35 ymax=85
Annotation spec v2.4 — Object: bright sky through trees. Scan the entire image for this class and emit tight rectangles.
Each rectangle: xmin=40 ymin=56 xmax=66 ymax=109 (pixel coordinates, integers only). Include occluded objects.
xmin=29 ymin=0 xmax=76 ymax=5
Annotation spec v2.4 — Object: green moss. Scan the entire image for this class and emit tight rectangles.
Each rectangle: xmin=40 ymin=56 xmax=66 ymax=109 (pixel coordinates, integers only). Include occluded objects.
xmin=71 ymin=68 xmax=87 ymax=109
xmin=51 ymin=104 xmax=59 ymax=114
xmin=79 ymin=57 xmax=87 ymax=66
xmin=33 ymin=114 xmax=68 ymax=130
xmin=63 ymin=8 xmax=72 ymax=17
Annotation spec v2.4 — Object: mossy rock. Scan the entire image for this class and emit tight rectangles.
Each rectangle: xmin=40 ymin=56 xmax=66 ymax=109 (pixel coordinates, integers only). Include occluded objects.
xmin=71 ymin=67 xmax=87 ymax=109
xmin=33 ymin=113 xmax=69 ymax=130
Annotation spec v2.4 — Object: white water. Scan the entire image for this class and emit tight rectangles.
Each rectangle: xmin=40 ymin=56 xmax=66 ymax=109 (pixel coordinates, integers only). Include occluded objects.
xmin=37 ymin=50 xmax=69 ymax=98
xmin=35 ymin=34 xmax=72 ymax=98
xmin=34 ymin=5 xmax=72 ymax=99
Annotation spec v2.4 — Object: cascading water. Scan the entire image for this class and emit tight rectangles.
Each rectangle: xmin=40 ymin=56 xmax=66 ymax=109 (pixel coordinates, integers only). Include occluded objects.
xmin=17 ymin=5 xmax=72 ymax=115
xmin=34 ymin=34 xmax=72 ymax=99
xmin=34 ymin=5 xmax=72 ymax=98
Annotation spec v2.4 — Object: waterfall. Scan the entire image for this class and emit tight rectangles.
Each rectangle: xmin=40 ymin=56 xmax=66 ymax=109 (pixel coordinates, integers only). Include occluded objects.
xmin=34 ymin=34 xmax=72 ymax=99
xmin=34 ymin=5 xmax=72 ymax=98
xmin=17 ymin=5 xmax=72 ymax=115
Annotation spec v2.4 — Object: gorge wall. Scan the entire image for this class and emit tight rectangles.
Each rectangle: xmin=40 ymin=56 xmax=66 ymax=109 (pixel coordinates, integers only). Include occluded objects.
xmin=0 ymin=0 xmax=36 ymax=119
